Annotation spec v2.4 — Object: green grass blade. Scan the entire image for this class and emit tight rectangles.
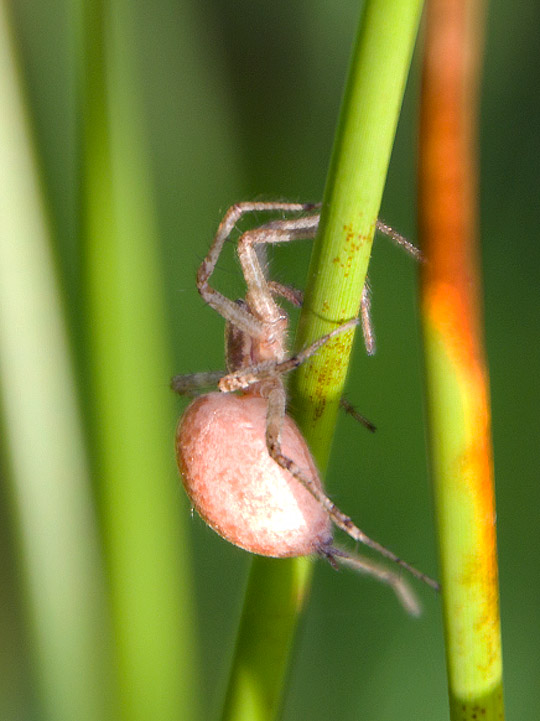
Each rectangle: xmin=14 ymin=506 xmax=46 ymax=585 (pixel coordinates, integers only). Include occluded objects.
xmin=222 ymin=3 xmax=424 ymax=720
xmin=0 ymin=4 xmax=114 ymax=720
xmin=79 ymin=1 xmax=198 ymax=719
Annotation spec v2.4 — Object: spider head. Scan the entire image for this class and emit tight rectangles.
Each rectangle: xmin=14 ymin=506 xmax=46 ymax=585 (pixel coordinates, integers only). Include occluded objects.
xmin=225 ymin=299 xmax=289 ymax=374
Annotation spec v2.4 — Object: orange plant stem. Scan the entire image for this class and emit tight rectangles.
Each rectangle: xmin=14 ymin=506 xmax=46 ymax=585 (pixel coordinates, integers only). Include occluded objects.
xmin=419 ymin=0 xmax=505 ymax=717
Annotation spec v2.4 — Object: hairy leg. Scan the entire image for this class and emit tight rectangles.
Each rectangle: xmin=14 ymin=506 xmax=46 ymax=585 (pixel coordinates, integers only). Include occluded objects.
xmin=196 ymin=202 xmax=317 ymax=337
xmin=171 ymin=370 xmax=225 ymax=396
xmin=263 ymin=386 xmax=439 ymax=591
xmin=320 ymin=544 xmax=421 ymax=616
xmin=218 ymin=319 xmax=358 ymax=393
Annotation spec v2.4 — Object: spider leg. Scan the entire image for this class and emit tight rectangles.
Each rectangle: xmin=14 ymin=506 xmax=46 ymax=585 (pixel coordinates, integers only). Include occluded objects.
xmin=375 ymin=219 xmax=423 ymax=261
xmin=236 ymin=217 xmax=319 ymax=323
xmin=251 ymin=218 xmax=419 ymax=349
xmin=171 ymin=370 xmax=225 ymax=397
xmin=339 ymin=397 xmax=376 ymax=433
xmin=269 ymin=276 xmax=375 ymax=363
xmin=267 ymin=281 xmax=304 ymax=308
xmin=320 ymin=544 xmax=421 ymax=616
xmin=197 ymin=202 xmax=317 ymax=337
xmin=218 ymin=319 xmax=358 ymax=393
xmin=360 ymin=278 xmax=376 ymax=355
xmin=360 ymin=222 xmax=422 ymax=356
xmin=264 ymin=385 xmax=439 ymax=591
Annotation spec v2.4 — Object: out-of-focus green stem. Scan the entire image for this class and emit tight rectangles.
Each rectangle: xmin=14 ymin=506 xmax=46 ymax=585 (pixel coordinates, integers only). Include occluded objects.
xmin=419 ymin=0 xmax=504 ymax=718
xmin=222 ymin=3 xmax=423 ymax=720
xmin=80 ymin=1 xmax=198 ymax=720
xmin=0 ymin=3 xmax=114 ymax=721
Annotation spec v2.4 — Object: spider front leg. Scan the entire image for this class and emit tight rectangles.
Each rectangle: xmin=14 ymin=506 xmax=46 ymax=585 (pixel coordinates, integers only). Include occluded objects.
xmin=235 ymin=215 xmax=319 ymax=323
xmin=269 ymin=273 xmax=376 ymax=356
xmin=375 ymin=219 xmax=423 ymax=261
xmin=196 ymin=202 xmax=318 ymax=338
xmin=268 ymin=277 xmax=376 ymax=355
xmin=360 ymin=280 xmax=376 ymax=355
xmin=267 ymin=280 xmax=304 ymax=308
xmin=195 ymin=202 xmax=412 ymax=354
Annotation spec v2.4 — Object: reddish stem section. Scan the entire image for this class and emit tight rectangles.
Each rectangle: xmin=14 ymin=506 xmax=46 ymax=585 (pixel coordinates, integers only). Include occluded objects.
xmin=419 ymin=0 xmax=505 ymax=716
xmin=420 ymin=0 xmax=483 ymax=343
xmin=419 ymin=1 xmax=492 ymax=510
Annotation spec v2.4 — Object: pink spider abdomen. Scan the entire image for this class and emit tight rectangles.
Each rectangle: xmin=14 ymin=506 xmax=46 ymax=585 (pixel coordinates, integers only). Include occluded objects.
xmin=176 ymin=392 xmax=332 ymax=558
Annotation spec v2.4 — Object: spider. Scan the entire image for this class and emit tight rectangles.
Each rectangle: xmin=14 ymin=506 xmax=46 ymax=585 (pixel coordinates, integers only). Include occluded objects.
xmin=172 ymin=201 xmax=437 ymax=615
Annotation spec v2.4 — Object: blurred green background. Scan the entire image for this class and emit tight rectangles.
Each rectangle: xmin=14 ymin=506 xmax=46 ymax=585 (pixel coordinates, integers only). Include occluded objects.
xmin=1 ymin=0 xmax=538 ymax=719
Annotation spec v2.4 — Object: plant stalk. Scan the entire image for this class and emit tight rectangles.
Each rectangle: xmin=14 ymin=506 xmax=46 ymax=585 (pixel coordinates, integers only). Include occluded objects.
xmin=79 ymin=1 xmax=198 ymax=719
xmin=222 ymin=2 xmax=424 ymax=719
xmin=418 ymin=0 xmax=505 ymax=717
xmin=0 ymin=3 xmax=114 ymax=720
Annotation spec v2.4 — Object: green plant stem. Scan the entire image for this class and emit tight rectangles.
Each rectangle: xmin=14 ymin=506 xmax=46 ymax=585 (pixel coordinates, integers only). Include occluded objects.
xmin=222 ymin=3 xmax=424 ymax=720
xmin=292 ymin=0 xmax=424 ymax=466
xmin=221 ymin=557 xmax=311 ymax=721
xmin=0 ymin=3 xmax=114 ymax=720
xmin=80 ymin=1 xmax=198 ymax=719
